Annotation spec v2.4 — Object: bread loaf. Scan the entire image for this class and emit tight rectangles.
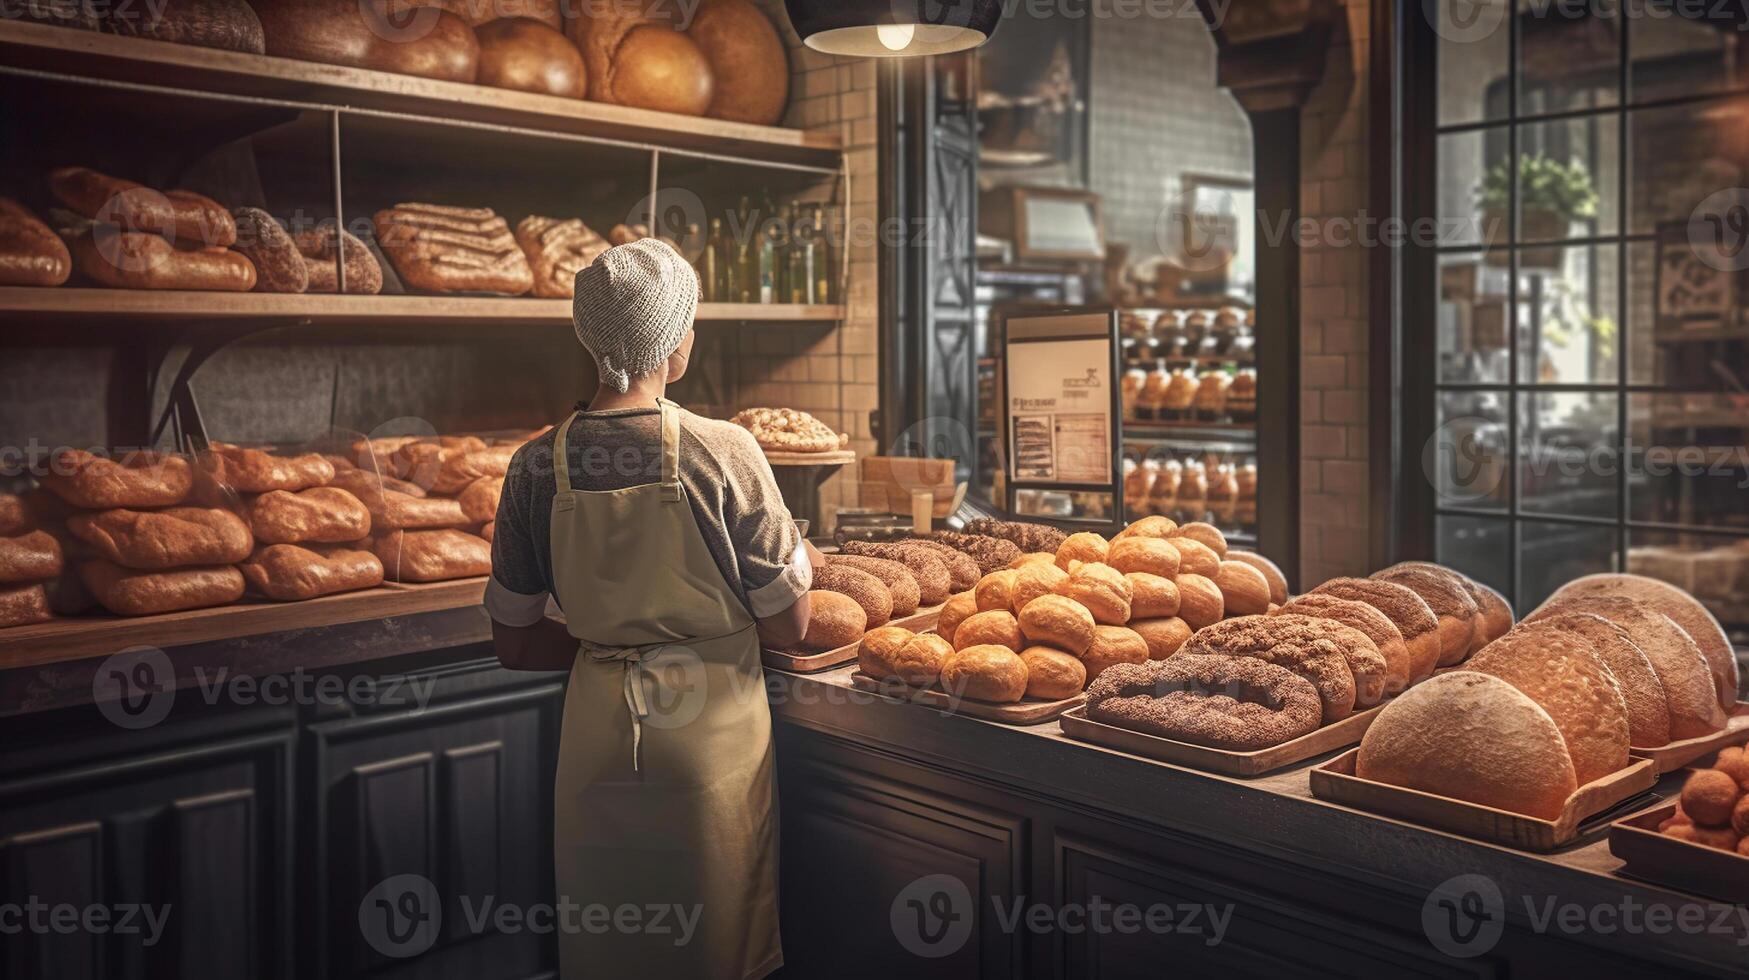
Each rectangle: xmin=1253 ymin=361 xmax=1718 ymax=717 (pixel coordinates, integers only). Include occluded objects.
xmin=230 ymin=207 xmax=308 ymax=293
xmin=516 ymin=215 xmax=610 ymax=298
xmin=1086 ymin=655 xmax=1324 ymax=750
xmin=210 ymin=443 xmax=335 ymax=493
xmin=839 ymin=540 xmax=952 ymax=604
xmin=0 ymin=197 xmax=72 ymax=287
xmin=940 ymin=644 xmax=1028 ymax=703
xmin=0 ymin=493 xmax=26 ymax=537
xmin=1310 ymin=577 xmax=1443 ymax=684
xmin=813 ymin=564 xmax=893 ymax=627
xmin=458 ymin=476 xmax=503 ymax=525
xmin=0 ymin=530 xmax=64 ymax=584
xmin=240 ymin=543 xmax=385 ymax=600
xmin=801 ymin=590 xmax=865 ymax=651
xmin=420 ymin=0 xmax=561 ymax=29
xmin=64 ymin=225 xmax=257 ymax=291
xmin=295 ymin=224 xmax=384 ymax=294
xmin=49 ymin=167 xmax=236 ymax=246
xmin=570 ymin=5 xmax=714 ymax=116
xmin=0 ymin=583 xmax=53 ymax=627
xmin=1464 ymin=619 xmax=1632 ymax=786
xmin=8 ymin=0 xmax=102 ymax=31
xmin=476 ymin=18 xmax=586 ymax=98
xmin=248 ymin=487 xmax=372 ymax=544
xmin=1182 ymin=614 xmax=1367 ymax=720
xmin=688 ymin=0 xmax=788 ymax=125
xmin=40 ymin=449 xmax=192 ymax=509
xmin=1547 ymin=573 xmax=1739 ymax=714
xmin=1533 ymin=611 xmax=1671 ymax=748
xmin=329 ymin=466 xmax=428 ymax=503
xmin=80 ymin=560 xmax=245 ymax=616
xmin=105 ymin=0 xmax=265 ymax=54
xmin=67 ymin=507 xmax=253 ymax=570
xmin=825 ymin=554 xmax=920 ymax=617
xmin=1372 ymin=564 xmax=1479 ymax=666
xmin=372 ymin=529 xmax=492 ymax=582
xmin=374 ymin=203 xmax=534 ymax=295
xmin=257 ymin=1 xmax=479 ymax=82
xmin=1277 ymin=594 xmax=1411 ymax=696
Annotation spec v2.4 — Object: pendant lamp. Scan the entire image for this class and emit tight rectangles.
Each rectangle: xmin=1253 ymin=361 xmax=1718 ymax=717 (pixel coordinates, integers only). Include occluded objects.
xmin=784 ymin=0 xmax=1001 ymax=57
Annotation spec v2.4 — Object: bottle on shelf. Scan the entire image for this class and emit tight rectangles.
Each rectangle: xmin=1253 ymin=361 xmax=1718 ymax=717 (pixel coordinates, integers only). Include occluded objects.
xmin=771 ymin=204 xmax=792 ymax=303
xmin=734 ymin=195 xmax=757 ymax=303
xmin=756 ymin=199 xmax=777 ymax=305
xmin=686 ymin=222 xmax=705 ymax=296
xmin=809 ymin=203 xmax=830 ymax=306
xmin=707 ymin=217 xmax=734 ymax=303
xmin=785 ymin=204 xmax=809 ymax=305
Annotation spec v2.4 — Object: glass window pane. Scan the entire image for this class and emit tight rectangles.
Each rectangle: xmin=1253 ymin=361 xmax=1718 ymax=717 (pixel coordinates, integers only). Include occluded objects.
xmin=1519 ymin=1 xmax=1621 ymax=116
xmin=1629 ymin=96 xmax=1749 ymax=236
xmin=1436 ymin=513 xmax=1513 ymax=600
xmin=1628 ymin=528 xmax=1749 ymax=635
xmin=1517 ymin=117 xmax=1620 ymax=241
xmin=1520 ymin=391 xmax=1620 ymax=519
xmin=1628 ymin=392 xmax=1749 ymax=528
xmin=1431 ymin=391 xmax=1512 ymax=510
xmin=1437 ymin=0 xmax=1511 ymax=126
xmin=1438 ymin=252 xmax=1512 ymax=384
xmin=1521 ymin=520 xmax=1619 ymax=610
xmin=1441 ymin=129 xmax=1508 ymax=248
xmin=1631 ymin=10 xmax=1749 ymax=103
xmin=1628 ymin=234 xmax=1748 ymax=388
xmin=1516 ymin=244 xmax=1619 ymax=384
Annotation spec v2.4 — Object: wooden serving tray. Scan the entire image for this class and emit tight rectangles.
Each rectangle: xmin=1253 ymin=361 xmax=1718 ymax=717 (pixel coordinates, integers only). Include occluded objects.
xmin=1059 ymin=702 xmax=1385 ymax=777
xmin=761 ymin=605 xmax=943 ymax=674
xmin=1609 ymin=803 xmax=1749 ymax=904
xmin=1631 ymin=702 xmax=1749 ymax=775
xmin=849 ymin=670 xmax=1083 ymax=725
xmin=1309 ymin=749 xmax=1659 ymax=852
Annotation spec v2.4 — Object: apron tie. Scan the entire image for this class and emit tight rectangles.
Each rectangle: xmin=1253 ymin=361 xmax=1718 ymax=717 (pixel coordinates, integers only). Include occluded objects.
xmin=578 ymin=623 xmax=757 ymax=773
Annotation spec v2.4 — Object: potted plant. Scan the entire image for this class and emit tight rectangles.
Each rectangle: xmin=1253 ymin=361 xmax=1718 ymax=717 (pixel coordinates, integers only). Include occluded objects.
xmin=1478 ymin=153 xmax=1598 ymax=270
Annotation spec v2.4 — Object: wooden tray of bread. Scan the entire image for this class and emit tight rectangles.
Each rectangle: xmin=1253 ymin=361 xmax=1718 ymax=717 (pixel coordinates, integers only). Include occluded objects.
xmin=1631 ymin=703 xmax=1749 ymax=775
xmin=762 ymin=605 xmax=942 ymax=674
xmin=1310 ymin=749 xmax=1659 ymax=852
xmin=848 ymin=670 xmax=1083 ymax=725
xmin=1059 ymin=702 xmax=1386 ymax=778
xmin=1609 ymin=803 xmax=1749 ymax=905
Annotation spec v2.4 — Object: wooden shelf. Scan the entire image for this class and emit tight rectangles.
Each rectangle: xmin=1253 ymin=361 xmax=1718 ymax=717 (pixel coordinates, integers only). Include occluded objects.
xmin=0 ymin=577 xmax=488 ymax=672
xmin=0 ymin=287 xmax=845 ymax=324
xmin=0 ymin=20 xmax=841 ymax=168
xmin=764 ymin=449 xmax=856 ymax=467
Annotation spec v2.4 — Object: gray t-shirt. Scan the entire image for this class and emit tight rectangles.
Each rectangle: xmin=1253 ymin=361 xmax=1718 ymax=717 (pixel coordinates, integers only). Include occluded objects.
xmin=484 ymin=404 xmax=810 ymax=627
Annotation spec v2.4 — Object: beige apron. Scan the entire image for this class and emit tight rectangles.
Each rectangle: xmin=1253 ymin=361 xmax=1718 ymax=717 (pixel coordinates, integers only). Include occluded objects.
xmin=549 ymin=399 xmax=782 ymax=980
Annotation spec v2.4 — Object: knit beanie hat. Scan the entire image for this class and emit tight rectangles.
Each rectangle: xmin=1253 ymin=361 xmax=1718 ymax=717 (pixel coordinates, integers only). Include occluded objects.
xmin=573 ymin=238 xmax=699 ymax=392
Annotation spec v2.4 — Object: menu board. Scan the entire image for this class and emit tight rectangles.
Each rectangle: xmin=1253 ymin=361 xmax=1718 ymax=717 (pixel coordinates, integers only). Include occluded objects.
xmin=1001 ymin=310 xmax=1122 ymax=508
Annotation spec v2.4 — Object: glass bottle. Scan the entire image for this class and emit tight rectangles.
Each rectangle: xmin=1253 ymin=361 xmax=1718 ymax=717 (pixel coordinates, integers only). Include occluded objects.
xmin=809 ymin=204 xmax=830 ymax=305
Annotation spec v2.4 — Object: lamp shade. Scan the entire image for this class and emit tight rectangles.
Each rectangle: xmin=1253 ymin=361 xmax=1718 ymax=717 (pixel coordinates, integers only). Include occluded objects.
xmin=783 ymin=0 xmax=1001 ymax=57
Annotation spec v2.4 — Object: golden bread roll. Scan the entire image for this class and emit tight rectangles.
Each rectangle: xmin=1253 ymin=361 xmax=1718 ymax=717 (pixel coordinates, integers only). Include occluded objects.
xmin=855 ymin=625 xmax=916 ymax=680
xmin=1357 ymin=671 xmax=1577 ymax=820
xmin=1168 ymin=537 xmax=1221 ymax=578
xmin=1056 ymin=562 xmax=1131 ymax=625
xmin=1682 ymin=769 xmax=1741 ymax=827
xmin=688 ymin=0 xmax=789 ymax=125
xmin=0 ymin=583 xmax=52 ymax=628
xmin=1130 ymin=617 xmax=1193 ymax=660
xmin=1213 ymin=560 xmax=1271 ymax=617
xmin=1055 ymin=531 xmax=1109 ymax=570
xmin=1079 ymin=625 xmax=1150 ymax=683
xmin=371 ymin=529 xmax=491 ymax=583
xmin=888 ymin=633 xmax=954 ymax=688
xmin=239 ymin=543 xmax=384 ymax=601
xmin=0 ymin=530 xmax=64 ymax=585
xmin=1310 ymin=577 xmax=1442 ymax=684
xmin=1372 ymin=564 xmax=1479 ymax=667
xmin=67 ymin=507 xmax=252 ymax=571
xmin=40 ymin=449 xmax=192 ymax=509
xmin=1125 ymin=572 xmax=1180 ymax=619
xmin=1174 ymin=573 xmax=1224 ymax=630
xmin=974 ymin=569 xmax=1019 ymax=612
xmin=257 ymin=0 xmax=479 ymax=82
xmin=827 ymin=555 xmax=921 ymax=617
xmin=940 ymin=644 xmax=1028 ymax=703
xmin=1529 ymin=612 xmax=1669 ymax=748
xmin=1183 ymin=615 xmax=1363 ymax=721
xmin=935 ymin=591 xmax=977 ymax=644
xmin=1010 ymin=560 xmax=1067 ymax=614
xmin=1546 ymin=572 xmax=1738 ymax=714
xmin=1006 ymin=552 xmax=1056 ymax=569
xmin=247 ymin=487 xmax=372 ymax=545
xmin=1114 ymin=515 xmax=1177 ymax=541
xmin=800 ymin=590 xmax=866 ymax=652
xmin=1016 ymin=594 xmax=1095 ymax=656
xmin=1224 ymin=550 xmax=1289 ymax=605
xmin=811 ymin=563 xmax=894 ymax=628
xmin=1020 ymin=646 xmax=1086 ymax=699
xmin=1167 ymin=521 xmax=1228 ymax=558
xmin=80 ymin=560 xmax=245 ymax=616
xmin=953 ymin=609 xmax=1022 ymax=652
xmin=1277 ymin=594 xmax=1411 ymax=696
xmin=476 ymin=17 xmax=586 ymax=98
xmin=1473 ymin=582 xmax=1515 ymax=649
xmin=1107 ymin=537 xmax=1180 ymax=578
xmin=458 ymin=476 xmax=504 ymax=526
xmin=1464 ymin=619 xmax=1631 ymax=786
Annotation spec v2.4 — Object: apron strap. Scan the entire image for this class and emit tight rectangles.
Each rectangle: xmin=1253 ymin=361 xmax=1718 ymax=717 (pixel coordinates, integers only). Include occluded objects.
xmin=580 ymin=622 xmax=755 ymax=773
xmin=657 ymin=399 xmax=682 ymax=503
xmin=552 ymin=411 xmax=579 ymax=495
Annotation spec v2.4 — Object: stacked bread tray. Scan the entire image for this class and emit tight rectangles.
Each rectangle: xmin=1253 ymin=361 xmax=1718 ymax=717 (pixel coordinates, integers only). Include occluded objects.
xmin=762 ymin=604 xmax=941 ymax=674
xmin=1059 ymin=702 xmax=1386 ymax=778
xmin=1609 ymin=749 xmax=1749 ymax=902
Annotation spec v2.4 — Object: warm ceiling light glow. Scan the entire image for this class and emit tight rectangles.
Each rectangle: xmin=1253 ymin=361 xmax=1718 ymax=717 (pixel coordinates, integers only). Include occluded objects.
xmin=877 ymin=22 xmax=916 ymax=51
xmin=783 ymin=1 xmax=1000 ymax=58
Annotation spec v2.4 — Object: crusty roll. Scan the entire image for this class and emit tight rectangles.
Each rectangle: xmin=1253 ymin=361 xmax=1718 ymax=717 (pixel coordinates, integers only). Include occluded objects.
xmin=1055 ymin=531 xmax=1109 ymax=571
xmin=1167 ymin=521 xmax=1228 ymax=558
xmin=371 ymin=529 xmax=492 ymax=582
xmin=570 ymin=6 xmax=714 ymax=116
xmin=476 ymin=17 xmax=586 ymax=98
xmin=247 ymin=487 xmax=372 ymax=545
xmin=1224 ymin=550 xmax=1289 ymax=605
xmin=688 ymin=0 xmax=789 ymax=125
xmin=826 ymin=554 xmax=919 ymax=617
xmin=973 ymin=568 xmax=1019 ymax=612
xmin=458 ymin=476 xmax=504 ymax=525
xmin=1056 ymin=562 xmax=1131 ymax=626
xmin=1017 ymin=594 xmax=1094 ymax=656
xmin=1019 ymin=646 xmax=1086 ymax=699
xmin=0 ymin=197 xmax=72 ymax=287
xmin=1357 ymin=671 xmax=1578 ymax=820
xmin=1278 ymin=594 xmax=1411 ymax=697
xmin=40 ymin=449 xmax=192 ymax=509
xmin=64 ymin=226 xmax=257 ymax=291
xmin=1167 ymin=536 xmax=1221 ymax=578
xmin=240 ymin=542 xmax=385 ymax=601
xmin=230 ymin=207 xmax=307 ymax=293
xmin=800 ymin=589 xmax=865 ymax=652
xmin=953 ymin=608 xmax=1023 ymax=652
xmin=1114 ymin=515 xmax=1177 ymax=541
xmin=106 ymin=0 xmax=265 ymax=54
xmin=0 ymin=583 xmax=53 ymax=628
xmin=1078 ymin=623 xmax=1151 ymax=685
xmin=812 ymin=563 xmax=893 ymax=628
xmin=0 ymin=530 xmax=64 ymax=585
xmin=1310 ymin=577 xmax=1442 ymax=684
xmin=1372 ymin=564 xmax=1479 ymax=667
xmin=295 ymin=224 xmax=384 ymax=294
xmin=80 ymin=560 xmax=245 ymax=616
xmin=1130 ymin=616 xmax=1193 ymax=660
xmin=940 ymin=644 xmax=1028 ymax=703
xmin=257 ymin=0 xmax=479 ymax=82
xmin=49 ymin=167 xmax=237 ymax=246
xmin=855 ymin=625 xmax=915 ymax=681
xmin=1173 ymin=573 xmax=1224 ymax=631
xmin=1213 ymin=560 xmax=1271 ymax=618
xmin=210 ymin=444 xmax=335 ymax=494
xmin=1126 ymin=572 xmax=1181 ymax=620
xmin=1464 ymin=618 xmax=1631 ymax=786
xmin=885 ymin=632 xmax=953 ymax=688
xmin=1107 ymin=537 xmax=1180 ymax=579
xmin=67 ymin=507 xmax=253 ymax=570
xmin=935 ymin=591 xmax=977 ymax=643
xmin=1010 ymin=560 xmax=1067 ymax=615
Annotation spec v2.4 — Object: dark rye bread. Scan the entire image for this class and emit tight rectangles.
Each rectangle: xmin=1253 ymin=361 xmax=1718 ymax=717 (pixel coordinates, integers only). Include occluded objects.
xmin=811 ymin=563 xmax=893 ymax=628
xmin=840 ymin=540 xmax=952 ymax=606
xmin=825 ymin=554 xmax=920 ymax=617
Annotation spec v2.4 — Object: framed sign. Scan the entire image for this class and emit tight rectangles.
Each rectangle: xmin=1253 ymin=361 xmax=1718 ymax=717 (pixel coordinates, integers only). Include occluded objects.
xmin=999 ymin=307 xmax=1122 ymax=527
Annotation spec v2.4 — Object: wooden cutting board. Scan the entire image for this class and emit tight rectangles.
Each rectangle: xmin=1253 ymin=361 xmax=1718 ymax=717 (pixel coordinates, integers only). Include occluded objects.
xmin=1630 ymin=702 xmax=1749 ymax=775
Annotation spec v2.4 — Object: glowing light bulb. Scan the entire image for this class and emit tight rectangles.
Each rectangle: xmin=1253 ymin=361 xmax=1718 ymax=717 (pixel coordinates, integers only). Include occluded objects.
xmin=876 ymin=22 xmax=915 ymax=51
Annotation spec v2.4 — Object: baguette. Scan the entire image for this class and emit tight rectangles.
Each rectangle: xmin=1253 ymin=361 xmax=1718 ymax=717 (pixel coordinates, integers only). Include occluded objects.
xmin=80 ymin=560 xmax=245 ymax=616
xmin=49 ymin=167 xmax=237 ymax=246
xmin=0 ymin=197 xmax=72 ymax=287
xmin=40 ymin=449 xmax=193 ymax=509
xmin=372 ymin=529 xmax=491 ymax=583
xmin=246 ymin=487 xmax=371 ymax=545
xmin=67 ymin=507 xmax=254 ymax=570
xmin=64 ymin=225 xmax=256 ymax=291
xmin=239 ymin=543 xmax=384 ymax=601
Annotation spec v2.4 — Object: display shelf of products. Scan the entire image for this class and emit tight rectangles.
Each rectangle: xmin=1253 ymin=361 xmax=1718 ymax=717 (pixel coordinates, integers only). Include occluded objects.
xmin=0 ymin=19 xmax=841 ymax=167
xmin=0 ymin=576 xmax=487 ymax=672
xmin=0 ymin=288 xmax=846 ymax=325
xmin=1123 ymin=420 xmax=1259 ymax=444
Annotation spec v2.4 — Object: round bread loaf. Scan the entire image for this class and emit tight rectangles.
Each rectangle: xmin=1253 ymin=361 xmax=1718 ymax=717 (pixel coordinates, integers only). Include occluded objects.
xmin=1085 ymin=655 xmax=1323 ymax=750
xmin=1278 ymin=594 xmax=1411 ymax=696
xmin=1010 ymin=560 xmax=1067 ymax=613
xmin=108 ymin=0 xmax=265 ymax=54
xmin=1182 ymin=614 xmax=1363 ymax=721
xmin=573 ymin=13 xmax=713 ymax=116
xmin=895 ymin=539 xmax=980 ymax=592
xmin=840 ymin=540 xmax=952 ymax=605
xmin=1530 ymin=611 xmax=1670 ymax=748
xmin=1372 ymin=564 xmax=1478 ymax=667
xmin=1174 ymin=573 xmax=1224 ymax=630
xmin=1017 ymin=594 xmax=1094 ymax=655
xmin=935 ymin=590 xmax=977 ymax=643
xmin=954 ymin=609 xmax=1022 ymax=652
xmin=1548 ymin=573 xmax=1738 ymax=714
xmin=1131 ymin=617 xmax=1193 ymax=660
xmin=1019 ymin=646 xmax=1086 ymax=699
xmin=1079 ymin=625 xmax=1150 ymax=683
xmin=1527 ymin=594 xmax=1726 ymax=739
xmin=1056 ymin=562 xmax=1131 ymax=625
xmin=1126 ymin=572 xmax=1180 ymax=619
xmin=688 ymin=0 xmax=789 ymax=124
xmin=476 ymin=18 xmax=586 ymax=98
xmin=1055 ymin=532 xmax=1109 ymax=571
xmin=889 ymin=633 xmax=953 ymax=688
xmin=1310 ymin=577 xmax=1442 ymax=683
xmin=1383 ymin=561 xmax=1501 ymax=656
xmin=427 ymin=0 xmax=561 ymax=29
xmin=827 ymin=554 xmax=920 ymax=617
xmin=1224 ymin=550 xmax=1289 ymax=605
xmin=940 ymin=644 xmax=1028 ymax=703
xmin=1107 ymin=537 xmax=1180 ymax=578
xmin=801 ymin=590 xmax=865 ymax=652
xmin=1213 ymin=560 xmax=1271 ymax=617
xmin=854 ymin=625 xmax=915 ymax=680
xmin=1681 ymin=769 xmax=1740 ymax=827
xmin=812 ymin=564 xmax=893 ymax=628
xmin=258 ymin=1 xmax=479 ymax=82
xmin=1464 ymin=619 xmax=1632 ymax=786
xmin=1167 ymin=521 xmax=1228 ymax=558
xmin=1168 ymin=537 xmax=1221 ymax=578
xmin=1357 ymin=671 xmax=1578 ymax=820
xmin=1114 ymin=515 xmax=1177 ymax=541
xmin=974 ymin=568 xmax=1019 ymax=612
xmin=230 ymin=207 xmax=307 ymax=293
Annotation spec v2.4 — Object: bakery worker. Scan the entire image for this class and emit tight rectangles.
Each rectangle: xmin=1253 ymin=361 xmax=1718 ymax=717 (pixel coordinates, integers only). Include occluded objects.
xmin=487 ymin=238 xmax=815 ymax=979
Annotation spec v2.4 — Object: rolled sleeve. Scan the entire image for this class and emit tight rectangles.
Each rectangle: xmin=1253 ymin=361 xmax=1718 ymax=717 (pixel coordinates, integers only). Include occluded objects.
xmin=747 ymin=530 xmax=811 ymax=619
xmin=485 ymin=576 xmax=550 ymax=628
xmin=487 ymin=445 xmax=553 ymax=627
